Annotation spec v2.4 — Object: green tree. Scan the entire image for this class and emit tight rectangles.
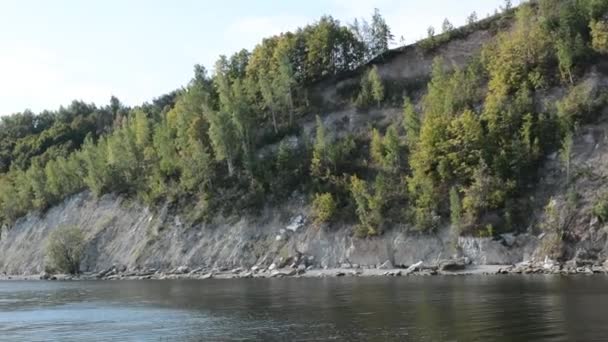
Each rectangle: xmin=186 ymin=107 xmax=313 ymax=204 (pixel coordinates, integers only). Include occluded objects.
xmin=441 ymin=18 xmax=454 ymax=33
xmin=311 ymin=116 xmax=328 ymax=180
xmin=591 ymin=19 xmax=608 ymax=53
xmin=208 ymin=109 xmax=239 ymax=176
xmin=560 ymin=132 xmax=574 ymax=182
xmin=450 ymin=187 xmax=462 ymax=234
xmin=356 ymin=66 xmax=384 ymax=108
xmin=312 ymin=192 xmax=336 ymax=225
xmin=402 ymin=96 xmax=420 ymax=148
xmin=45 ymin=225 xmax=85 ymax=274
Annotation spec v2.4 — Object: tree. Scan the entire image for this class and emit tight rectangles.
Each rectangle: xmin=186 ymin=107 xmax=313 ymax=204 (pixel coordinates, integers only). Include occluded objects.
xmin=356 ymin=66 xmax=384 ymax=108
xmin=312 ymin=192 xmax=336 ymax=225
xmin=370 ymin=128 xmax=384 ymax=168
xmin=556 ymin=33 xmax=585 ymax=84
xmin=467 ymin=12 xmax=478 ymax=25
xmin=46 ymin=225 xmax=85 ymax=274
xmin=442 ymin=19 xmax=454 ymax=33
xmin=369 ymin=8 xmax=393 ymax=56
xmin=350 ymin=175 xmax=375 ymax=236
xmin=311 ymin=116 xmax=328 ymax=180
xmin=208 ymin=109 xmax=239 ymax=176
xmin=133 ymin=109 xmax=151 ymax=147
xmin=350 ymin=9 xmax=393 ymax=61
xmin=591 ymin=20 xmax=608 ymax=54
xmin=82 ymin=136 xmax=111 ymax=197
xmin=560 ymin=132 xmax=573 ymax=182
xmin=371 ymin=125 xmax=401 ymax=171
xmin=369 ymin=66 xmax=385 ymax=107
xmin=450 ymin=186 xmax=462 ymax=235
xmin=402 ymin=96 xmax=420 ymax=148
xmin=180 ymin=137 xmax=211 ymax=193
xmin=273 ymin=54 xmax=296 ymax=126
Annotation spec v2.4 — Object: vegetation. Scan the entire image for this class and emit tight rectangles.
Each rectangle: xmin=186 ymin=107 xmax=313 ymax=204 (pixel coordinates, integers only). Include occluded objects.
xmin=355 ymin=66 xmax=385 ymax=108
xmin=593 ymin=193 xmax=608 ymax=223
xmin=1 ymin=1 xmax=608 ymax=241
xmin=45 ymin=226 xmax=85 ymax=274
xmin=312 ymin=193 xmax=336 ymax=225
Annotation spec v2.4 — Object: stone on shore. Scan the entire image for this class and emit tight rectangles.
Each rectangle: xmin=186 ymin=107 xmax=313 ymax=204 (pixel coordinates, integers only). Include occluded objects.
xmin=378 ymin=260 xmax=393 ymax=270
xmin=404 ymin=261 xmax=423 ymax=275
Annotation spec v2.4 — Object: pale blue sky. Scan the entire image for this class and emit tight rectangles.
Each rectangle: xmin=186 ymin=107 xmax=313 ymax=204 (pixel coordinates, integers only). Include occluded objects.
xmin=0 ymin=0 xmax=520 ymax=115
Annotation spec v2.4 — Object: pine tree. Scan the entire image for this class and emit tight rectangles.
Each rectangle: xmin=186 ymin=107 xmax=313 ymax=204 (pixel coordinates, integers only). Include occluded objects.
xmin=370 ymin=128 xmax=384 ymax=168
xmin=402 ymin=96 xmax=420 ymax=148
xmin=369 ymin=66 xmax=385 ymax=107
xmin=383 ymin=124 xmax=400 ymax=171
xmin=133 ymin=109 xmax=151 ymax=147
xmin=369 ymin=8 xmax=393 ymax=56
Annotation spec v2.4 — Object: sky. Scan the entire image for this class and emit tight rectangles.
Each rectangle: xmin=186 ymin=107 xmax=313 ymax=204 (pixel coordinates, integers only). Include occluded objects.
xmin=0 ymin=0 xmax=521 ymax=116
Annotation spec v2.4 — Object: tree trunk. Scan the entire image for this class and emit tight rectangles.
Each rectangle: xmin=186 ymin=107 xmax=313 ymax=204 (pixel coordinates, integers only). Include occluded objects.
xmin=271 ymin=110 xmax=278 ymax=134
xmin=227 ymin=159 xmax=234 ymax=177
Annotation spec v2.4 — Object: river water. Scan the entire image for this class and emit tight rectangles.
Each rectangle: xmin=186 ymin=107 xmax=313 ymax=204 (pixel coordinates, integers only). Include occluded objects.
xmin=1 ymin=276 xmax=607 ymax=341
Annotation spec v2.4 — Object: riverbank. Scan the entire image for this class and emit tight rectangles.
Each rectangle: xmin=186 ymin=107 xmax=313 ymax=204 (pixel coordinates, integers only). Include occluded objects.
xmin=3 ymin=258 xmax=608 ymax=281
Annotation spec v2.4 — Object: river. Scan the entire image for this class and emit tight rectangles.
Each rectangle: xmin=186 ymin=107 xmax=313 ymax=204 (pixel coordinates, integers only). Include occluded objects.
xmin=1 ymin=276 xmax=607 ymax=341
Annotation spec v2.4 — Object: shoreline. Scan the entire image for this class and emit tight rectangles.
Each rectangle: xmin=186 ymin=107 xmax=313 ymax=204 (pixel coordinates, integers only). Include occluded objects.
xmin=2 ymin=260 xmax=607 ymax=281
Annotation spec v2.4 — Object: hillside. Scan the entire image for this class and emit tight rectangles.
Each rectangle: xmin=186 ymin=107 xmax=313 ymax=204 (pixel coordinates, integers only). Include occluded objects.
xmin=1 ymin=0 xmax=608 ymax=275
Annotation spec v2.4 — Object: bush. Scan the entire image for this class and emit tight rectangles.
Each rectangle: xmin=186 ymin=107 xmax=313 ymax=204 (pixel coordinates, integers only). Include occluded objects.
xmin=539 ymin=198 xmax=567 ymax=260
xmin=593 ymin=196 xmax=608 ymax=223
xmin=591 ymin=20 xmax=608 ymax=54
xmin=45 ymin=225 xmax=86 ymax=274
xmin=312 ymin=193 xmax=336 ymax=225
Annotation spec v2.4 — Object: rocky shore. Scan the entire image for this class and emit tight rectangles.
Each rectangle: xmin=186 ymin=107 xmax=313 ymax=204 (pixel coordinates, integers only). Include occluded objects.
xmin=4 ymin=256 xmax=608 ymax=281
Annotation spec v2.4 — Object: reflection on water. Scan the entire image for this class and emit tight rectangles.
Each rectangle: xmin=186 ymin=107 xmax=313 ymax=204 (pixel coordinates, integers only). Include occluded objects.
xmin=0 ymin=276 xmax=607 ymax=341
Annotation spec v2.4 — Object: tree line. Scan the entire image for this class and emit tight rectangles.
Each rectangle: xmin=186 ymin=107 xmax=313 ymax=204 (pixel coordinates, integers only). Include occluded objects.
xmin=1 ymin=1 xmax=608 ymax=242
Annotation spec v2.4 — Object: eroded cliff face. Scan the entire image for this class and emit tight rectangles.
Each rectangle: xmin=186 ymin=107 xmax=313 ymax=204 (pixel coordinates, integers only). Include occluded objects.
xmin=2 ymin=18 xmax=608 ymax=276
xmin=0 ymin=191 xmax=538 ymax=274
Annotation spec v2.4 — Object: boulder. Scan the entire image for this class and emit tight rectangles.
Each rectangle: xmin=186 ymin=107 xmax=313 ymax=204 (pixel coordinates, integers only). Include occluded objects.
xmin=378 ymin=260 xmax=394 ymax=270
xmin=268 ymin=263 xmax=277 ymax=271
xmin=96 ymin=266 xmax=115 ymax=279
xmin=590 ymin=216 xmax=601 ymax=230
xmin=500 ymin=233 xmax=516 ymax=247
xmin=176 ymin=266 xmax=190 ymax=274
xmin=286 ymin=215 xmax=305 ymax=232
xmin=438 ymin=258 xmax=466 ymax=272
xmin=296 ymin=264 xmax=306 ymax=275
xmin=39 ymin=272 xmax=51 ymax=280
xmin=189 ymin=267 xmax=203 ymax=274
xmin=404 ymin=261 xmax=423 ymax=275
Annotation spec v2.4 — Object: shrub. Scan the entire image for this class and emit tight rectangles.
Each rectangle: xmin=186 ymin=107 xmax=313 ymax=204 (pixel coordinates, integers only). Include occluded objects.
xmin=591 ymin=20 xmax=608 ymax=54
xmin=355 ymin=66 xmax=384 ymax=108
xmin=45 ymin=225 xmax=86 ymax=274
xmin=593 ymin=196 xmax=608 ymax=223
xmin=312 ymin=193 xmax=336 ymax=225
xmin=539 ymin=198 xmax=566 ymax=259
